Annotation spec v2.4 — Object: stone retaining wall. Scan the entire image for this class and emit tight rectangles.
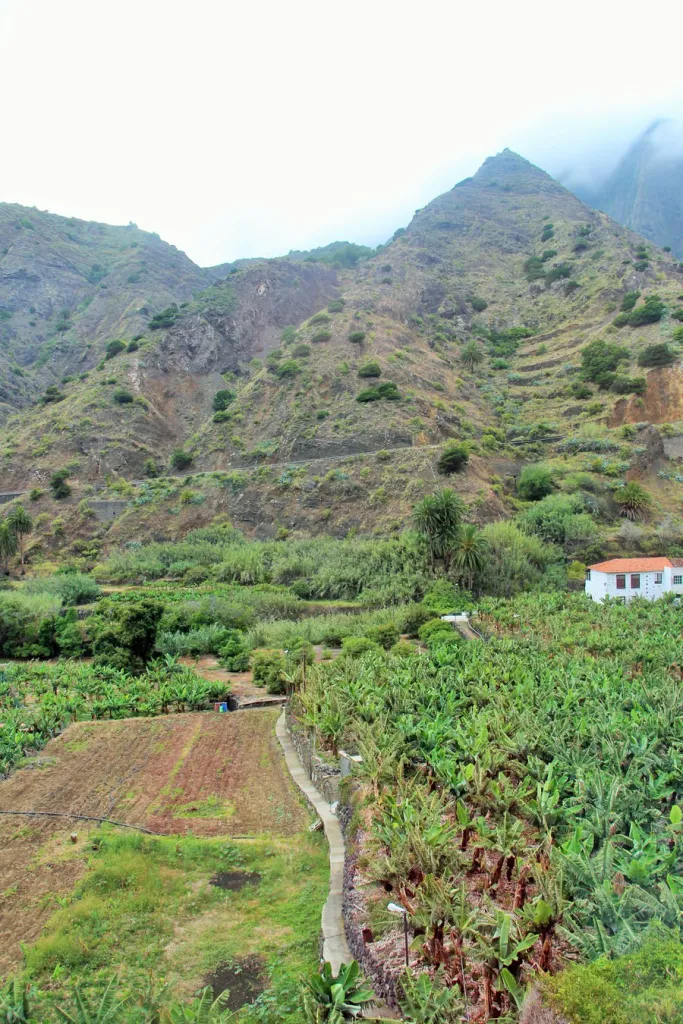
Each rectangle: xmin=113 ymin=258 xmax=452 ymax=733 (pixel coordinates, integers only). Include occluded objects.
xmin=285 ymin=706 xmax=401 ymax=1008
xmin=285 ymin=704 xmax=341 ymax=805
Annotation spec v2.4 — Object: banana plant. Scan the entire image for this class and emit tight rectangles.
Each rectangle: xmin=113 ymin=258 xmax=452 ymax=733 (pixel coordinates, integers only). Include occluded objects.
xmin=397 ymin=967 xmax=464 ymax=1024
xmin=56 ymin=976 xmax=131 ymax=1023
xmin=303 ymin=961 xmax=374 ymax=1022
xmin=0 ymin=980 xmax=33 ymax=1024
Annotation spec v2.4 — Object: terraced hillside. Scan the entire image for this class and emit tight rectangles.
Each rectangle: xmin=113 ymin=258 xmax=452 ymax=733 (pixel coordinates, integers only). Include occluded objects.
xmin=2 ymin=149 xmax=683 ymax=552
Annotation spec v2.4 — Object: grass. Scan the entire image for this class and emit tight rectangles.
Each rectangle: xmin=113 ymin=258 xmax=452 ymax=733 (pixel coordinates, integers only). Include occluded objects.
xmin=19 ymin=829 xmax=329 ymax=1022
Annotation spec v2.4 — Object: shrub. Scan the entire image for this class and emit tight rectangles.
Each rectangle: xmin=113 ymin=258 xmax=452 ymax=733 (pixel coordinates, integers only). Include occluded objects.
xmin=620 ymin=290 xmax=640 ymax=311
xmin=41 ymin=385 xmax=65 ymax=404
xmin=149 ymin=306 xmax=179 ymax=330
xmin=309 ymin=312 xmax=330 ymax=325
xmin=545 ymin=262 xmax=572 ymax=285
xmin=251 ymin=649 xmax=286 ymax=692
xmin=275 ymin=359 xmax=300 ymax=379
xmin=292 ymin=344 xmax=311 ymax=358
xmin=541 ymin=249 xmax=558 ymax=262
xmin=634 ymin=260 xmax=649 ymax=271
xmin=311 ymin=330 xmax=332 ymax=343
xmin=29 ymin=488 xmax=44 ymax=501
xmin=170 ymin=449 xmax=193 ymax=470
xmin=637 ymin=343 xmax=676 ymax=368
xmin=340 ymin=636 xmax=382 ymax=658
xmin=470 ymin=296 xmax=488 ymax=311
xmin=517 ymin=464 xmax=554 ymax=501
xmin=25 ymin=572 xmax=101 ymax=606
xmin=218 ymin=631 xmax=250 ymax=671
xmin=144 ymin=459 xmax=159 ymax=478
xmin=112 ymin=389 xmax=134 ymax=404
xmin=357 ymin=381 xmax=400 ymax=402
xmin=418 ymin=618 xmax=455 ymax=643
xmin=610 ymin=375 xmax=647 ymax=395
xmin=437 ymin=440 xmax=471 ymax=475
xmin=105 ymin=340 xmax=126 ymax=360
xmin=541 ymin=224 xmax=554 ymax=241
xmin=570 ymin=381 xmax=592 ymax=399
xmin=580 ymin=339 xmax=629 ymax=389
xmin=348 ymin=330 xmax=366 ymax=344
xmin=327 ymin=299 xmax=345 ymax=313
xmin=628 ymin=295 xmax=665 ymax=325
xmin=364 ymin=623 xmax=400 ymax=649
xmin=672 ymin=308 xmax=683 ymax=322
xmin=400 ymin=605 xmax=434 ymax=637
xmin=50 ymin=469 xmax=71 ymax=500
xmin=358 ymin=361 xmax=381 ymax=378
xmin=491 ymin=358 xmax=509 ymax=370
xmin=213 ymin=410 xmax=232 ymax=423
xmin=674 ymin=326 xmax=683 ymax=343
xmin=126 ymin=339 xmax=139 ymax=353
xmin=213 ymin=389 xmax=235 ymax=411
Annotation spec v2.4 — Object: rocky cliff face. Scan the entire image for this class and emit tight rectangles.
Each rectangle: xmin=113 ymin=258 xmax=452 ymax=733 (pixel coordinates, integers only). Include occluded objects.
xmin=0 ymin=203 xmax=212 ymax=418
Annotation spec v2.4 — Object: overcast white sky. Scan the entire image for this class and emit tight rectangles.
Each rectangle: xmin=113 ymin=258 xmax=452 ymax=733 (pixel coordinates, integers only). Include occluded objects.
xmin=1 ymin=0 xmax=682 ymax=266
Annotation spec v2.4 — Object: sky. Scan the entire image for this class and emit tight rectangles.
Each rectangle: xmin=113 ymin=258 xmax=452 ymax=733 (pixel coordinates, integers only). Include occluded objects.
xmin=1 ymin=0 xmax=682 ymax=267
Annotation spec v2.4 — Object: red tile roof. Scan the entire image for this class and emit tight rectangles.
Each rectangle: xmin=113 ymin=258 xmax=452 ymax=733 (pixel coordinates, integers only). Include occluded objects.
xmin=588 ymin=557 xmax=672 ymax=573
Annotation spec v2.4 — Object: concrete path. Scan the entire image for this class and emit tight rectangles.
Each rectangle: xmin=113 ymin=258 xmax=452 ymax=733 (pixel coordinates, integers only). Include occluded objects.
xmin=276 ymin=712 xmax=351 ymax=972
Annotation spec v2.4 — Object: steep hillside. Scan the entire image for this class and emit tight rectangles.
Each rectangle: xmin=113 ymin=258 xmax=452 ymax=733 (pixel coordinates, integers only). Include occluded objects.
xmin=573 ymin=120 xmax=683 ymax=258
xmin=3 ymin=149 xmax=683 ymax=556
xmin=0 ymin=204 xmax=211 ymax=417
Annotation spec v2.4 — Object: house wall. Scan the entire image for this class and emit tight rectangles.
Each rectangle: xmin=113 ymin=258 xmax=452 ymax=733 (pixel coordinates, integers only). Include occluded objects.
xmin=585 ymin=569 xmax=665 ymax=603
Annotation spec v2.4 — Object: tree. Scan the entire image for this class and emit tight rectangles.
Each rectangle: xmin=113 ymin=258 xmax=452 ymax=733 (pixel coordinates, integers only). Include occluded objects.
xmin=613 ymin=482 xmax=652 ymax=521
xmin=92 ymin=599 xmax=164 ymax=674
xmin=50 ymin=468 xmax=71 ymax=500
xmin=452 ymin=524 xmax=489 ymax=591
xmin=7 ymin=504 xmax=33 ymax=568
xmin=517 ymin=465 xmax=554 ymax=501
xmin=413 ymin=489 xmax=467 ymax=570
xmin=437 ymin=441 xmax=471 ymax=476
xmin=460 ymin=341 xmax=484 ymax=370
xmin=0 ymin=519 xmax=18 ymax=574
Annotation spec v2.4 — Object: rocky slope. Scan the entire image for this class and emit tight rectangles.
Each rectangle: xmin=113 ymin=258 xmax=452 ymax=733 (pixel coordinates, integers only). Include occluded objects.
xmin=0 ymin=204 xmax=212 ymax=418
xmin=2 ymin=149 xmax=683 ymax=552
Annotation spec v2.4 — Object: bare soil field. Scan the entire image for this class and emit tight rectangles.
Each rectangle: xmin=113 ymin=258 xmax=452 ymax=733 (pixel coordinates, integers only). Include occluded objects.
xmin=0 ymin=708 xmax=307 ymax=973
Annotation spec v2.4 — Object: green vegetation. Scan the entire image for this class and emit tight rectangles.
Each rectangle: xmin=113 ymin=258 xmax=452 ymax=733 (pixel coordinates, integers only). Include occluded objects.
xmin=112 ymin=388 xmax=134 ymax=404
xmin=357 ymin=361 xmax=381 ymax=378
xmin=437 ymin=440 xmax=471 ymax=475
xmin=460 ymin=341 xmax=484 ymax=370
xmin=580 ymin=338 xmax=629 ymax=389
xmin=50 ymin=468 xmax=71 ymax=500
xmin=149 ymin=305 xmax=180 ymax=330
xmin=293 ymin=591 xmax=683 ymax=1020
xmin=213 ymin=389 xmax=236 ymax=411
xmin=105 ymin=339 xmax=126 ymax=360
xmin=638 ymin=343 xmax=677 ymax=368
xmin=517 ymin=464 xmax=554 ymax=500
xmin=356 ymin=381 xmax=400 ymax=402
xmin=170 ymin=448 xmax=193 ymax=470
xmin=311 ymin=330 xmax=332 ymax=343
xmin=347 ymin=330 xmax=366 ymax=344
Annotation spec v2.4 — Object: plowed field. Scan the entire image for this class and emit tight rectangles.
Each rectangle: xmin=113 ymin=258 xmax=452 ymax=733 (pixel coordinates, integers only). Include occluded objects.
xmin=0 ymin=708 xmax=307 ymax=972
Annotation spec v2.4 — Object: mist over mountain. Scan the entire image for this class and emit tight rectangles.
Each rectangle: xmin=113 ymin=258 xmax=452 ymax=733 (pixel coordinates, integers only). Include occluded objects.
xmin=562 ymin=119 xmax=683 ymax=257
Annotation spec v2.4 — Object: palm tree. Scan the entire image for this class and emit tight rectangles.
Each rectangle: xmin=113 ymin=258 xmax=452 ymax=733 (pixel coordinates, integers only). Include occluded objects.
xmin=460 ymin=341 xmax=485 ymax=371
xmin=412 ymin=489 xmax=467 ymax=570
xmin=452 ymin=524 xmax=489 ymax=592
xmin=613 ymin=482 xmax=651 ymax=521
xmin=0 ymin=519 xmax=18 ymax=575
xmin=7 ymin=504 xmax=33 ymax=569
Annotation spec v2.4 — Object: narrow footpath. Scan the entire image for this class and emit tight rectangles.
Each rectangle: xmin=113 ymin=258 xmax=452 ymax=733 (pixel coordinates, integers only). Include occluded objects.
xmin=275 ymin=712 xmax=351 ymax=972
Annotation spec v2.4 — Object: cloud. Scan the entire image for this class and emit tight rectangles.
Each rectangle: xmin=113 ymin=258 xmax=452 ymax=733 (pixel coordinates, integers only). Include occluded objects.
xmin=1 ymin=0 xmax=682 ymax=265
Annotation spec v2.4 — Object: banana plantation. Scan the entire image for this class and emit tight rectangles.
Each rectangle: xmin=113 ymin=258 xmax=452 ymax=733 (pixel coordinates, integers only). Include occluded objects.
xmin=293 ymin=593 xmax=683 ymax=1020
xmin=0 ymin=659 xmax=227 ymax=776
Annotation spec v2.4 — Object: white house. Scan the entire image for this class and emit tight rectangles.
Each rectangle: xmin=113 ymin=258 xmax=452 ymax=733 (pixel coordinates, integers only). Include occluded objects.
xmin=585 ymin=557 xmax=683 ymax=603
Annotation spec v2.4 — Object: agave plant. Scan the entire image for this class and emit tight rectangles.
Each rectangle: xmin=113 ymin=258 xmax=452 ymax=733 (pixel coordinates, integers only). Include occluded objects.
xmin=302 ymin=961 xmax=374 ymax=1022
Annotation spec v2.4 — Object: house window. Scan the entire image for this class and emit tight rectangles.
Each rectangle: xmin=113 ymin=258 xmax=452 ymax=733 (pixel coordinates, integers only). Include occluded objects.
xmin=655 ymin=572 xmax=663 ymax=584
xmin=585 ymin=569 xmax=591 ymax=580
xmin=674 ymin=575 xmax=683 ymax=585
xmin=616 ymin=574 xmax=626 ymax=590
xmin=631 ymin=574 xmax=641 ymax=589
